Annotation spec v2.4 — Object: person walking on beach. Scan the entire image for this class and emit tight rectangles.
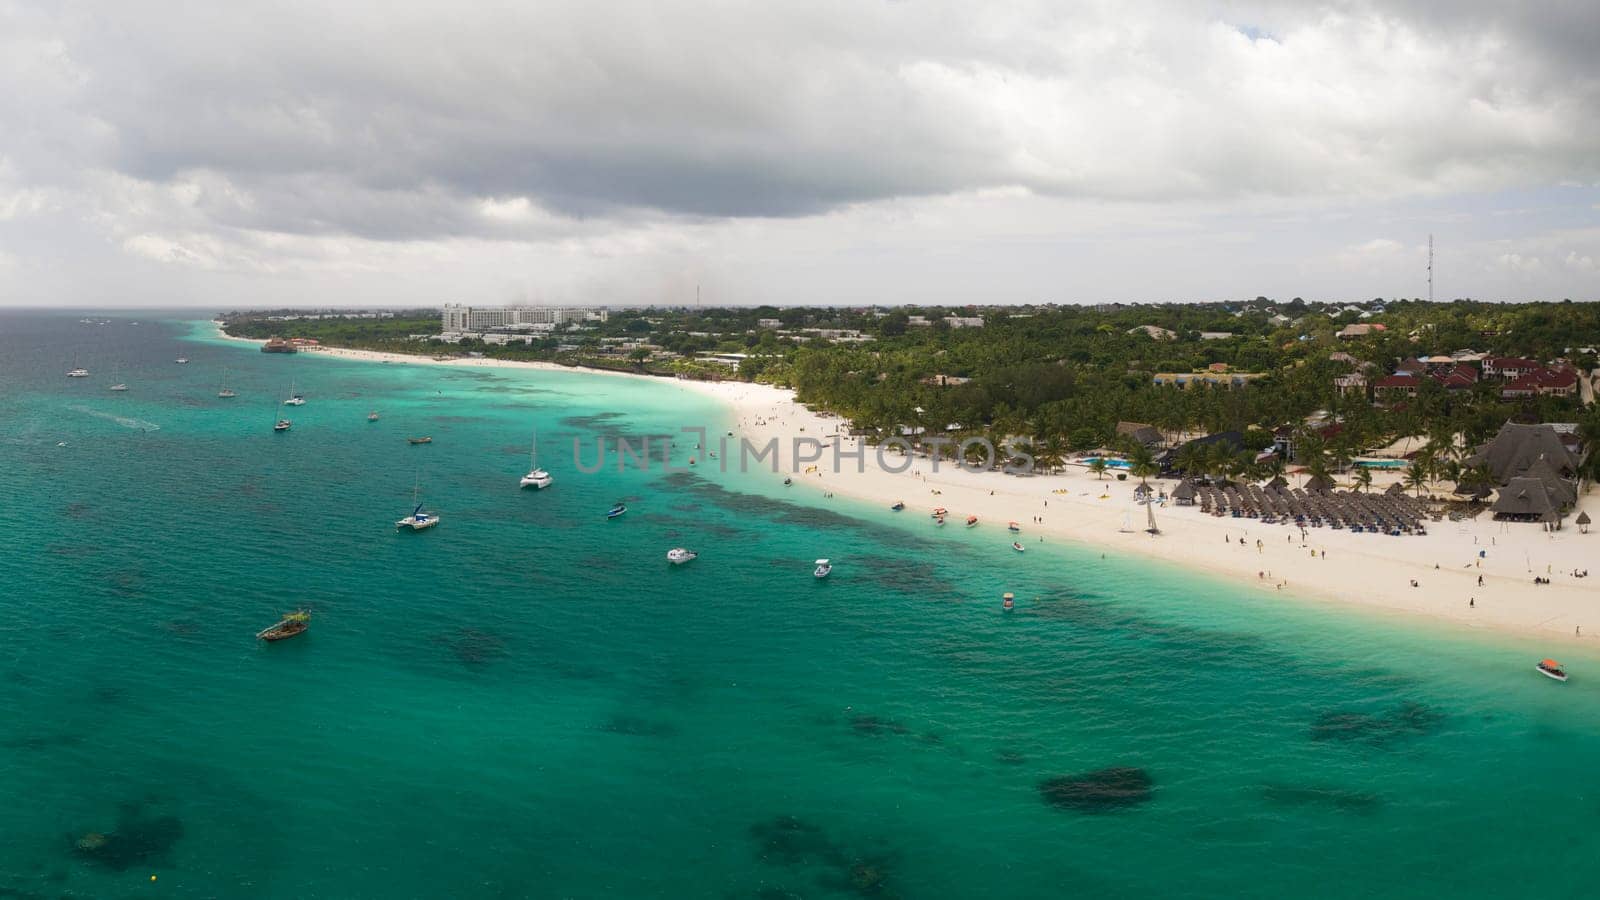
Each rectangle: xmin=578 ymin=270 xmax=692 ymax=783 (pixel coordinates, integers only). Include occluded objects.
xmin=1469 ymin=598 xmax=1474 ymax=607
xmin=1477 ymin=575 xmax=1483 ymax=586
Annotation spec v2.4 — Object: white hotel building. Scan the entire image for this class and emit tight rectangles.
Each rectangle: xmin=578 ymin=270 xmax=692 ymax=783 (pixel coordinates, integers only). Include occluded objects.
xmin=441 ymin=304 xmax=609 ymax=338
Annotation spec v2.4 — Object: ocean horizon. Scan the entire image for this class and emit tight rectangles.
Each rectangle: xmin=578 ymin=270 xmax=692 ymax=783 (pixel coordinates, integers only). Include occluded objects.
xmin=2 ymin=312 xmax=1597 ymax=898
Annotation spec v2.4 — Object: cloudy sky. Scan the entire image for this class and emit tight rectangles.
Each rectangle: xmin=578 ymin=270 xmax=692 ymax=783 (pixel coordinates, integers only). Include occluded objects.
xmin=2 ymin=0 xmax=1597 ymax=307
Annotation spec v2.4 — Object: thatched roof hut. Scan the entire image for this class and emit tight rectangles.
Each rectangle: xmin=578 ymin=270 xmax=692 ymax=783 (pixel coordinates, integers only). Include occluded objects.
xmin=1464 ymin=422 xmax=1576 ymax=483
xmin=1385 ymin=481 xmax=1407 ymax=496
xmin=1305 ymin=474 xmax=1335 ymax=494
xmin=1172 ymin=481 xmax=1197 ymax=505
xmin=1577 ymin=510 xmax=1591 ymax=533
xmin=1491 ymin=477 xmax=1560 ymax=521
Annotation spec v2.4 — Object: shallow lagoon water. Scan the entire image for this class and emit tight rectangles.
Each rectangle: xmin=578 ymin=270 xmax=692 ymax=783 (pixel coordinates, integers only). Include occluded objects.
xmin=1 ymin=314 xmax=1596 ymax=898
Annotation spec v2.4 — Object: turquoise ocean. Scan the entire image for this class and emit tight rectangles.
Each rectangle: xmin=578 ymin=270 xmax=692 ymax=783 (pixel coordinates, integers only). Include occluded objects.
xmin=1 ymin=312 xmax=1597 ymax=899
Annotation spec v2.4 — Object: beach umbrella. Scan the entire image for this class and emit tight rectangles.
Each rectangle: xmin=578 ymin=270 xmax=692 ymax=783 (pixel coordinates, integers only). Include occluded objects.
xmin=1577 ymin=511 xmax=1591 ymax=533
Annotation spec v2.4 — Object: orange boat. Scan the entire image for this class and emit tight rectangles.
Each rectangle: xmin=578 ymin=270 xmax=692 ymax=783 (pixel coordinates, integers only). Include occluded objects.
xmin=1536 ymin=659 xmax=1568 ymax=682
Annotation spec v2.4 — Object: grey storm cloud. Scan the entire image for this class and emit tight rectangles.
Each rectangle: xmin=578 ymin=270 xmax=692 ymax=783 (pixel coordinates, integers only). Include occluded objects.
xmin=4 ymin=0 xmax=1593 ymax=242
xmin=1 ymin=0 xmax=1598 ymax=307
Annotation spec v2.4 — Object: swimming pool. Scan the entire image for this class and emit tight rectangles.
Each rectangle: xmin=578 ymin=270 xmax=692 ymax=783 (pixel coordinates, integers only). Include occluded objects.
xmin=1353 ymin=459 xmax=1407 ymax=469
xmin=1079 ymin=457 xmax=1132 ymax=468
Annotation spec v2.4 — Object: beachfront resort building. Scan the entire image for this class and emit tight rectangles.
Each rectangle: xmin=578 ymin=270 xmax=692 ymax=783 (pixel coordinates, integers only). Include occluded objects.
xmin=441 ymin=304 xmax=608 ymax=336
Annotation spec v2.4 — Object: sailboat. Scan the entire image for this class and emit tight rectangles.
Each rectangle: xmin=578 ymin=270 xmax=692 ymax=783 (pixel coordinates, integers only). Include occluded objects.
xmin=218 ymin=367 xmax=237 ymax=398
xmin=1117 ymin=509 xmax=1135 ymax=533
xmin=108 ymin=364 xmax=128 ymax=392
xmin=1145 ymin=494 xmax=1160 ymax=535
xmin=273 ymin=388 xmax=292 ymax=432
xmin=283 ymin=381 xmax=305 ymax=405
xmin=396 ymin=476 xmax=439 ymax=531
xmin=519 ymin=434 xmax=552 ymax=489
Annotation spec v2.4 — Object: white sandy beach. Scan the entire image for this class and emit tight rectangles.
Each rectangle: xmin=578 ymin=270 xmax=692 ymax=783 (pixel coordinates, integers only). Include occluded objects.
xmin=222 ymin=328 xmax=1600 ymax=644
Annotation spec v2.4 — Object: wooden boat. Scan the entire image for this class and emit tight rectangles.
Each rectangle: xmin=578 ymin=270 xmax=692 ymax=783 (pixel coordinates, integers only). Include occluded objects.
xmin=965 ymin=515 xmax=978 ymax=528
xmin=1002 ymin=592 xmax=1015 ymax=611
xmin=1536 ymin=659 xmax=1568 ymax=682
xmin=931 ymin=507 xmax=948 ymax=517
xmin=257 ymin=611 xmax=310 ymax=641
xmin=407 ymin=436 xmax=432 ymax=445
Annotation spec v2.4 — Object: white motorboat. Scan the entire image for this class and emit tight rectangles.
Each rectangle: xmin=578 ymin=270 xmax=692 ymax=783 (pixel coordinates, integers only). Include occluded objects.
xmin=667 ymin=548 xmax=698 ymax=565
xmin=813 ymin=558 xmax=832 ymax=579
xmin=175 ymin=357 xmax=189 ymax=364
xmin=1536 ymin=659 xmax=1568 ymax=682
xmin=67 ymin=368 xmax=89 ymax=378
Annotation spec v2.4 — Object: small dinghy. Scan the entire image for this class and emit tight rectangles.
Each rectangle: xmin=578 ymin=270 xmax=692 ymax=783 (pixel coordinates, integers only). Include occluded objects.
xmin=407 ymin=436 xmax=432 ymax=445
xmin=607 ymin=503 xmax=628 ymax=519
xmin=891 ymin=501 xmax=905 ymax=511
xmin=1012 ymin=542 xmax=1025 ymax=553
xmin=257 ymin=611 xmax=310 ymax=641
xmin=965 ymin=515 xmax=978 ymax=528
xmin=1536 ymin=659 xmax=1568 ymax=682
xmin=667 ymin=547 xmax=698 ymax=565
xmin=1002 ymin=592 xmax=1015 ymax=611
xmin=813 ymin=558 xmax=832 ymax=579
xmin=931 ymin=507 xmax=948 ymax=518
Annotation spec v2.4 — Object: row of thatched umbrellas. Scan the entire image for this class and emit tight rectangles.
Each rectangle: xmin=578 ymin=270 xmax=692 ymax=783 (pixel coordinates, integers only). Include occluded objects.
xmin=1185 ymin=479 xmax=1433 ymax=534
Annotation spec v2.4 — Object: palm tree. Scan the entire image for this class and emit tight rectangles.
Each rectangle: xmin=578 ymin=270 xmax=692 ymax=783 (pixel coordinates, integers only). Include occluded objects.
xmin=1089 ymin=457 xmax=1108 ymax=480
xmin=1404 ymin=458 xmax=1431 ymax=498
xmin=1352 ymin=466 xmax=1373 ymax=494
xmin=1035 ymin=436 xmax=1066 ymax=475
xmin=1128 ymin=444 xmax=1157 ymax=487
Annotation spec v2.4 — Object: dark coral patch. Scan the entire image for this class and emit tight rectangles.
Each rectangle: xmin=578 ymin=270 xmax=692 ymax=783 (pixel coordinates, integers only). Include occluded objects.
xmin=1039 ymin=767 xmax=1154 ymax=813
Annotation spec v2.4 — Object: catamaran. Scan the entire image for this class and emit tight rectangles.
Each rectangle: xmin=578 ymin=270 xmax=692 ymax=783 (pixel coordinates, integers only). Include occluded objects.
xmin=667 ymin=548 xmax=698 ymax=565
xmin=283 ymin=381 xmax=305 ymax=405
xmin=396 ymin=478 xmax=438 ymax=531
xmin=520 ymin=435 xmax=552 ymax=489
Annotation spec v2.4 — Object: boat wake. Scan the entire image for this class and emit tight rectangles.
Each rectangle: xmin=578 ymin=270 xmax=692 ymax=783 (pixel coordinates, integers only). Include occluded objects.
xmin=68 ymin=405 xmax=161 ymax=432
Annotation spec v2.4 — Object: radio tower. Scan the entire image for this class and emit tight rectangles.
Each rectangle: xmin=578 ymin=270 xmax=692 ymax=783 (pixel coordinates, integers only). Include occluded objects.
xmin=1427 ymin=234 xmax=1434 ymax=303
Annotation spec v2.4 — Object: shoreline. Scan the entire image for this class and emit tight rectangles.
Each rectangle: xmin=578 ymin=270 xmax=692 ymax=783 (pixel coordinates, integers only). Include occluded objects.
xmin=211 ymin=325 xmax=1600 ymax=647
